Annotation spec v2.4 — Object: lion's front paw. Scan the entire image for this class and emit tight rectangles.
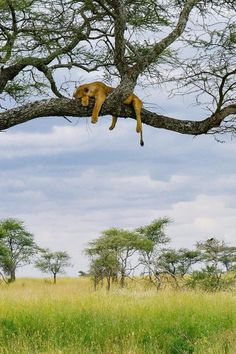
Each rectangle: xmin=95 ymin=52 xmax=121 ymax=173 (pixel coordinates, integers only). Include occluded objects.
xmin=81 ymin=97 xmax=89 ymax=106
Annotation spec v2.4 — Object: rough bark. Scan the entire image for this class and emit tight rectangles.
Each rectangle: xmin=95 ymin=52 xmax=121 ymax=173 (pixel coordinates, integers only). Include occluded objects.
xmin=9 ymin=267 xmax=16 ymax=283
xmin=1 ymin=97 xmax=235 ymax=136
xmin=120 ymin=267 xmax=126 ymax=288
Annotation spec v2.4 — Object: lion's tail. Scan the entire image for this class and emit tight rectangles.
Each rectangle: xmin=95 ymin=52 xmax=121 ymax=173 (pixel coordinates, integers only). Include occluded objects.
xmin=140 ymin=130 xmax=144 ymax=146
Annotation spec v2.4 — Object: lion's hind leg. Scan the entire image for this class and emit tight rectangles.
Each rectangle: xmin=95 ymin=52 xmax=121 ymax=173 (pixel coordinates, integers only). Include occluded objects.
xmin=123 ymin=95 xmax=142 ymax=133
xmin=132 ymin=96 xmax=142 ymax=133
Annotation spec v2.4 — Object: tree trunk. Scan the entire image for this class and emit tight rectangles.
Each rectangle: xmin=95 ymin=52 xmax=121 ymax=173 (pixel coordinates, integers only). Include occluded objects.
xmin=120 ymin=269 xmax=125 ymax=288
xmin=107 ymin=276 xmax=111 ymax=291
xmin=53 ymin=273 xmax=57 ymax=284
xmin=154 ymin=272 xmax=161 ymax=291
xmin=9 ymin=267 xmax=16 ymax=283
xmin=148 ymin=269 xmax=153 ymax=283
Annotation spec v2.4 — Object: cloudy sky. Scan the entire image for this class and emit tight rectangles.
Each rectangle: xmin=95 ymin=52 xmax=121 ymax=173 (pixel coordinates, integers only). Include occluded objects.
xmin=1 ymin=78 xmax=236 ymax=277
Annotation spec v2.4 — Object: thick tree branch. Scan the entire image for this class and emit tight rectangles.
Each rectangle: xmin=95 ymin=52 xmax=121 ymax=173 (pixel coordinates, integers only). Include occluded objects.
xmin=131 ymin=0 xmax=200 ymax=76
xmin=112 ymin=0 xmax=128 ymax=77
xmin=0 ymin=97 xmax=235 ymax=136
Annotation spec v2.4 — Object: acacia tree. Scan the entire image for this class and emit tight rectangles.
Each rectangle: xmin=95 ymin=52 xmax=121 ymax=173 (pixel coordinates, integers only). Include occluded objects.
xmin=137 ymin=218 xmax=170 ymax=289
xmin=89 ymin=252 xmax=120 ymax=291
xmin=0 ymin=218 xmax=37 ymax=282
xmin=196 ymin=238 xmax=229 ymax=269
xmin=86 ymin=227 xmax=152 ymax=288
xmin=35 ymin=249 xmax=71 ymax=284
xmin=0 ymin=218 xmax=36 ymax=282
xmin=0 ymin=1 xmax=236 ymax=139
xmin=186 ymin=238 xmax=236 ymax=291
xmin=154 ymin=248 xmax=200 ymax=288
xmin=219 ymin=247 xmax=236 ymax=272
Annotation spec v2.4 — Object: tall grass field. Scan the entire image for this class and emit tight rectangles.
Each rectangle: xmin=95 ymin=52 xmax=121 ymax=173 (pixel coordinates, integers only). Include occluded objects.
xmin=0 ymin=278 xmax=236 ymax=353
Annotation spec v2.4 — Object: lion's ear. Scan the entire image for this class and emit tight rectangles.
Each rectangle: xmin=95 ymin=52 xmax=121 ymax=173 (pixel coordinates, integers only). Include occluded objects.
xmin=84 ymin=87 xmax=89 ymax=93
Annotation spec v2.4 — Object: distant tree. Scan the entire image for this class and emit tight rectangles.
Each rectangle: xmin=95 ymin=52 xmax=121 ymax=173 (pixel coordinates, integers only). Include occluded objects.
xmin=89 ymin=252 xmax=121 ymax=291
xmin=86 ymin=228 xmax=152 ymax=288
xmin=136 ymin=218 xmax=170 ymax=245
xmin=218 ymin=246 xmax=236 ymax=272
xmin=187 ymin=266 xmax=235 ymax=292
xmin=136 ymin=218 xmax=171 ymax=289
xmin=155 ymin=248 xmax=201 ymax=288
xmin=167 ymin=248 xmax=200 ymax=277
xmin=0 ymin=218 xmax=36 ymax=282
xmin=196 ymin=238 xmax=236 ymax=271
xmin=187 ymin=238 xmax=236 ymax=291
xmin=35 ymin=249 xmax=71 ymax=284
xmin=197 ymin=238 xmax=226 ymax=266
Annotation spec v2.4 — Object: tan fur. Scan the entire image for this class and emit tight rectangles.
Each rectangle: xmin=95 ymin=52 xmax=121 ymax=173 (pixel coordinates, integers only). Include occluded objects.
xmin=73 ymin=81 xmax=144 ymax=146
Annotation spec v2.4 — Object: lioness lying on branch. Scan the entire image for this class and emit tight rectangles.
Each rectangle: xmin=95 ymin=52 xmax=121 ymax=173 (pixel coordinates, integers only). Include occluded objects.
xmin=73 ymin=81 xmax=144 ymax=146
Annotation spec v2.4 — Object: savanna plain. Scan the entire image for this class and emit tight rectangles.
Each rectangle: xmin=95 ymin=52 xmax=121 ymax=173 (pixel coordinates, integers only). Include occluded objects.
xmin=0 ymin=278 xmax=236 ymax=354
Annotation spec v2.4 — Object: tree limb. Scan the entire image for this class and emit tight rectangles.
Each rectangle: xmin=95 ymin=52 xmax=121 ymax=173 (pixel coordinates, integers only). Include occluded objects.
xmin=0 ymin=97 xmax=235 ymax=135
xmin=112 ymin=0 xmax=128 ymax=77
xmin=131 ymin=0 xmax=200 ymax=76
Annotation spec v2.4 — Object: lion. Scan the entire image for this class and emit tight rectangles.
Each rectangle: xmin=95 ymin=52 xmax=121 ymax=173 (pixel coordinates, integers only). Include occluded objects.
xmin=73 ymin=81 xmax=144 ymax=146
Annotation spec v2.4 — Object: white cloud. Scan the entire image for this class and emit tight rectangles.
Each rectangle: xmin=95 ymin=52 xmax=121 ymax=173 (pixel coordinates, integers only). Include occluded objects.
xmin=166 ymin=194 xmax=236 ymax=249
xmin=0 ymin=125 xmax=92 ymax=158
xmin=0 ymin=119 xmax=143 ymax=158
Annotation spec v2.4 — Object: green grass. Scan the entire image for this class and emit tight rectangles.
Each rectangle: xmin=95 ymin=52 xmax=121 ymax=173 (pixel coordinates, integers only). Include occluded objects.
xmin=0 ymin=278 xmax=236 ymax=353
